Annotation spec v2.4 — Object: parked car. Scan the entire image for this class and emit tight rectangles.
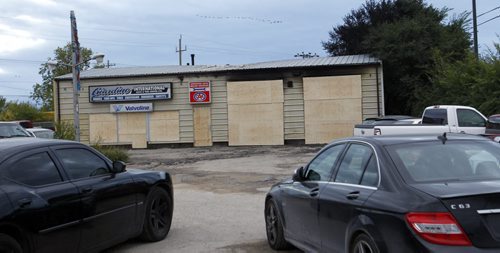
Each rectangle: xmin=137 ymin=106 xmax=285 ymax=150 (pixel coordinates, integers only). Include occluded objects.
xmin=265 ymin=134 xmax=500 ymax=253
xmin=0 ymin=122 xmax=32 ymax=138
xmin=361 ymin=115 xmax=416 ymax=125
xmin=354 ymin=105 xmax=487 ymax=136
xmin=0 ymin=138 xmax=173 ymax=253
xmin=486 ymin=114 xmax=500 ymax=142
xmin=25 ymin=128 xmax=54 ymax=139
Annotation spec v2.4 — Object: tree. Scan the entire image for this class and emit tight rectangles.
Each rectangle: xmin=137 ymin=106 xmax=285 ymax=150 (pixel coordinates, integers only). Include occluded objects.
xmin=0 ymin=102 xmax=42 ymax=121
xmin=31 ymin=42 xmax=93 ymax=111
xmin=323 ymin=0 xmax=471 ymax=115
xmin=416 ymin=41 xmax=500 ymax=116
xmin=0 ymin=96 xmax=6 ymax=113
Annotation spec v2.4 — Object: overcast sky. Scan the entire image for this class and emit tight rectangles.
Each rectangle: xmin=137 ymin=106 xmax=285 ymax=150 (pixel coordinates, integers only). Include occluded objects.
xmin=0 ymin=0 xmax=498 ymax=104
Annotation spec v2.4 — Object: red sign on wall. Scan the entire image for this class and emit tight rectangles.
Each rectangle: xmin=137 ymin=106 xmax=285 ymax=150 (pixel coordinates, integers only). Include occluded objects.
xmin=189 ymin=81 xmax=211 ymax=104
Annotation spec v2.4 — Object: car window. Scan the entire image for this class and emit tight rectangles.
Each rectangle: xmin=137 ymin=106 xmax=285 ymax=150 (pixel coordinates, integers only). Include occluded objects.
xmin=0 ymin=124 xmax=31 ymax=138
xmin=388 ymin=141 xmax=500 ymax=183
xmin=457 ymin=109 xmax=486 ymax=127
xmin=335 ymin=144 xmax=373 ymax=185
xmin=55 ymin=148 xmax=110 ymax=179
xmin=305 ymin=144 xmax=345 ymax=181
xmin=360 ymin=156 xmax=379 ymax=187
xmin=422 ymin=109 xmax=448 ymax=125
xmin=2 ymin=152 xmax=62 ymax=186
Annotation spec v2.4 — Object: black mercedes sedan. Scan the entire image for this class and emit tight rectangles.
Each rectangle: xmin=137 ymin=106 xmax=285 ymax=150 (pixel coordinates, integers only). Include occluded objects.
xmin=0 ymin=138 xmax=173 ymax=253
xmin=265 ymin=134 xmax=500 ymax=253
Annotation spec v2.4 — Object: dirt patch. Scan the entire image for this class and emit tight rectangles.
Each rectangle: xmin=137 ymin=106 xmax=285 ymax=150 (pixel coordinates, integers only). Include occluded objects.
xmin=217 ymin=240 xmax=300 ymax=253
xmin=127 ymin=145 xmax=321 ymax=194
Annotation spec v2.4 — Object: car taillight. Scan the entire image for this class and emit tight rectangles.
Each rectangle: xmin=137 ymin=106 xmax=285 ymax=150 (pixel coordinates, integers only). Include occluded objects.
xmin=405 ymin=212 xmax=471 ymax=246
xmin=374 ymin=128 xmax=381 ymax=135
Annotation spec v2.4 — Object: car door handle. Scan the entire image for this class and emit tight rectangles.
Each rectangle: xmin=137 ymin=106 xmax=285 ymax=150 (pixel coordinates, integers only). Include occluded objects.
xmin=346 ymin=191 xmax=360 ymax=200
xmin=18 ymin=198 xmax=32 ymax=207
xmin=309 ymin=188 xmax=320 ymax=197
xmin=81 ymin=187 xmax=93 ymax=194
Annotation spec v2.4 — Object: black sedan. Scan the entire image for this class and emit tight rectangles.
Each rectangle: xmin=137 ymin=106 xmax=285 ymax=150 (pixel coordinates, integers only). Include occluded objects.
xmin=265 ymin=134 xmax=500 ymax=253
xmin=0 ymin=138 xmax=173 ymax=253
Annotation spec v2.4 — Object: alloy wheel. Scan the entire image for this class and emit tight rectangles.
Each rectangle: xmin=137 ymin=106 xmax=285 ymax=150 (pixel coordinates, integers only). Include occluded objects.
xmin=150 ymin=195 xmax=168 ymax=231
xmin=353 ymin=240 xmax=374 ymax=253
xmin=266 ymin=203 xmax=278 ymax=244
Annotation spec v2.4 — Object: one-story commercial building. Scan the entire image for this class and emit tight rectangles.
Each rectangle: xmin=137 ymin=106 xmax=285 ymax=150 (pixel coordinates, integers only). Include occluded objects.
xmin=54 ymin=54 xmax=384 ymax=148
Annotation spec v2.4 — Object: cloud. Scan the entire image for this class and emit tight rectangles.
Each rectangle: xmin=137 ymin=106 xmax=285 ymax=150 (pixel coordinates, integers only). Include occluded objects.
xmin=25 ymin=0 xmax=56 ymax=6
xmin=0 ymin=67 xmax=7 ymax=75
xmin=0 ymin=23 xmax=46 ymax=54
xmin=14 ymin=15 xmax=47 ymax=24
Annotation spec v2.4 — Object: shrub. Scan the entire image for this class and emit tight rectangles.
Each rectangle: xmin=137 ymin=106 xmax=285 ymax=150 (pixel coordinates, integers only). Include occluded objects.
xmin=54 ymin=121 xmax=75 ymax=140
xmin=92 ymin=144 xmax=129 ymax=162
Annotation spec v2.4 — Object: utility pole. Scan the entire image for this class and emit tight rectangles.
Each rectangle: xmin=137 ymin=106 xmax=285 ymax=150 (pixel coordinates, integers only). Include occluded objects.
xmin=472 ymin=0 xmax=479 ymax=59
xmin=70 ymin=10 xmax=81 ymax=142
xmin=106 ymin=60 xmax=116 ymax=68
xmin=176 ymin=35 xmax=187 ymax=65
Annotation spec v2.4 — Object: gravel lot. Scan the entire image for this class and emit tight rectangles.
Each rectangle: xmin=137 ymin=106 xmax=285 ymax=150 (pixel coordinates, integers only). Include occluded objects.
xmin=105 ymin=145 xmax=321 ymax=253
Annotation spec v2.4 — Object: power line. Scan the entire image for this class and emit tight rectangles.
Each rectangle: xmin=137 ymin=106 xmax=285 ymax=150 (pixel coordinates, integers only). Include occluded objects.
xmin=0 ymin=85 xmax=31 ymax=91
xmin=478 ymin=6 xmax=500 ymax=18
xmin=0 ymin=94 xmax=31 ymax=97
xmin=478 ymin=14 xmax=500 ymax=26
xmin=0 ymin=80 xmax=37 ymax=84
xmin=0 ymin=58 xmax=44 ymax=63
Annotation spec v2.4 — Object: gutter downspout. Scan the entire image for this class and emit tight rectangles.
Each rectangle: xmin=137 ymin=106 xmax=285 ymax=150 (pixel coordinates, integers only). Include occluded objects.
xmin=55 ymin=79 xmax=61 ymax=123
xmin=378 ymin=60 xmax=385 ymax=116
xmin=376 ymin=64 xmax=380 ymax=117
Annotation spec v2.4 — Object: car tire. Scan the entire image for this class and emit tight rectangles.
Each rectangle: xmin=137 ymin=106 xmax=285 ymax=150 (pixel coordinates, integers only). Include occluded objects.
xmin=0 ymin=234 xmax=22 ymax=253
xmin=350 ymin=233 xmax=379 ymax=253
xmin=140 ymin=187 xmax=173 ymax=242
xmin=265 ymin=199 xmax=292 ymax=250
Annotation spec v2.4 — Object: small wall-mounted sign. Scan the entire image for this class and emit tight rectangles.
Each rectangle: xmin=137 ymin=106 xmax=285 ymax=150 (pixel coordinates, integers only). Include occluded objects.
xmin=110 ymin=103 xmax=153 ymax=113
xmin=189 ymin=81 xmax=211 ymax=104
xmin=90 ymin=83 xmax=172 ymax=103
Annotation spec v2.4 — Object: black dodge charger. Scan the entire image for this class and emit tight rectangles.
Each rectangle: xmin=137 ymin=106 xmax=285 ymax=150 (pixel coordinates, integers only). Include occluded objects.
xmin=265 ymin=134 xmax=500 ymax=253
xmin=0 ymin=138 xmax=173 ymax=253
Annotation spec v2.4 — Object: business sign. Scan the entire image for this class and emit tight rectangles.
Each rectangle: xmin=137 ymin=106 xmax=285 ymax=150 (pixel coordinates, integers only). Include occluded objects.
xmin=89 ymin=83 xmax=172 ymax=103
xmin=189 ymin=81 xmax=211 ymax=104
xmin=110 ymin=103 xmax=153 ymax=113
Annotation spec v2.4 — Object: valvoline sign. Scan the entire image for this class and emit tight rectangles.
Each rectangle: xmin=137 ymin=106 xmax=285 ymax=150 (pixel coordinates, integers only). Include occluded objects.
xmin=189 ymin=82 xmax=211 ymax=104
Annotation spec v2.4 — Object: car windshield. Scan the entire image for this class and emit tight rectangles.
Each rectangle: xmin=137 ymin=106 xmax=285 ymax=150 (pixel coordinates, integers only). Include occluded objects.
xmin=33 ymin=130 xmax=54 ymax=139
xmin=387 ymin=140 xmax=500 ymax=183
xmin=0 ymin=124 xmax=31 ymax=138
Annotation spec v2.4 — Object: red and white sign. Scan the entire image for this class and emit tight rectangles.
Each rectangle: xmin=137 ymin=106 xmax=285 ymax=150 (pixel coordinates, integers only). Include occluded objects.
xmin=189 ymin=81 xmax=211 ymax=104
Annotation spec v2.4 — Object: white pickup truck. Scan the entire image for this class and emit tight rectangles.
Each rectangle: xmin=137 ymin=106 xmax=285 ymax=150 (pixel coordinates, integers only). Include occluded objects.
xmin=354 ymin=105 xmax=488 ymax=136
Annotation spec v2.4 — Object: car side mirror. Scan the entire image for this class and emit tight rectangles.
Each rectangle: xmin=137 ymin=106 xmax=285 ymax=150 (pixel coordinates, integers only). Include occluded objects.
xmin=111 ymin=161 xmax=126 ymax=173
xmin=293 ymin=166 xmax=305 ymax=182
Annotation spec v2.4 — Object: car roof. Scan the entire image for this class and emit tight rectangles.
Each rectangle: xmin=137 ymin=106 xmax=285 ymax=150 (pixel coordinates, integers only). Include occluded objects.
xmin=332 ymin=133 xmax=490 ymax=146
xmin=26 ymin=128 xmax=54 ymax=132
xmin=0 ymin=138 xmax=77 ymax=154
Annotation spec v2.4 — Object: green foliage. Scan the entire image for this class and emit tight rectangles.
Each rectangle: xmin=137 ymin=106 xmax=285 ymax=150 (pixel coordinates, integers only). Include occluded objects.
xmin=90 ymin=137 xmax=129 ymax=162
xmin=416 ymin=43 xmax=500 ymax=116
xmin=323 ymin=0 xmax=471 ymax=115
xmin=91 ymin=145 xmax=129 ymax=162
xmin=0 ymin=96 xmax=6 ymax=113
xmin=54 ymin=121 xmax=75 ymax=140
xmin=0 ymin=102 xmax=43 ymax=121
xmin=31 ymin=42 xmax=93 ymax=111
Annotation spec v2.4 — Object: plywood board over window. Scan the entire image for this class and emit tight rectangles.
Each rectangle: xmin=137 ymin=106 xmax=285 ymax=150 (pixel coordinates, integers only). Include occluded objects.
xmin=89 ymin=114 xmax=117 ymax=143
xmin=227 ymin=80 xmax=284 ymax=146
xmin=149 ymin=111 xmax=180 ymax=142
xmin=118 ymin=113 xmax=147 ymax=148
xmin=193 ymin=107 xmax=212 ymax=146
xmin=304 ymin=75 xmax=362 ymax=144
